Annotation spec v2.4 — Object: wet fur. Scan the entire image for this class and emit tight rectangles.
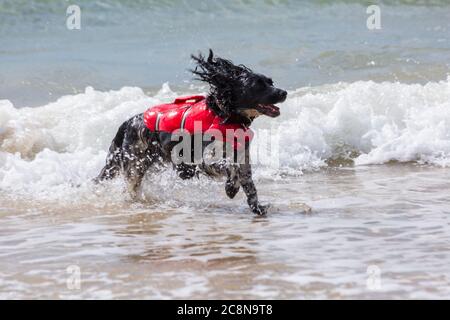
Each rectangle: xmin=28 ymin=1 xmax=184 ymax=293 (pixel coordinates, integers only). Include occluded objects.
xmin=96 ymin=50 xmax=287 ymax=215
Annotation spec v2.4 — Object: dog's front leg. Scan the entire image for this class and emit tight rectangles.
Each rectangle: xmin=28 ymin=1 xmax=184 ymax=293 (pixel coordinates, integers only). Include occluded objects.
xmin=225 ymin=165 xmax=240 ymax=199
xmin=239 ymin=163 xmax=268 ymax=215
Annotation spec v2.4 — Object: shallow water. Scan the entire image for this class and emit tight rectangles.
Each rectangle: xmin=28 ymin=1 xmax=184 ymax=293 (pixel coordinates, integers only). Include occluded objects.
xmin=1 ymin=164 xmax=449 ymax=299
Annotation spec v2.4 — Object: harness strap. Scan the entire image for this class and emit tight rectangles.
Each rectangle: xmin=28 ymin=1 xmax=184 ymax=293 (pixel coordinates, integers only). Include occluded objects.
xmin=155 ymin=113 xmax=161 ymax=131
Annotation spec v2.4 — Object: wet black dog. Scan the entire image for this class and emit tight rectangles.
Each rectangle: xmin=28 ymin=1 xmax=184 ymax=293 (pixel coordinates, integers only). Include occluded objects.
xmin=96 ymin=50 xmax=287 ymax=215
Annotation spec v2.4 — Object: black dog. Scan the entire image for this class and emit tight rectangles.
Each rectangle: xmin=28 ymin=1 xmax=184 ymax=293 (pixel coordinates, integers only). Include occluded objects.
xmin=96 ymin=50 xmax=287 ymax=215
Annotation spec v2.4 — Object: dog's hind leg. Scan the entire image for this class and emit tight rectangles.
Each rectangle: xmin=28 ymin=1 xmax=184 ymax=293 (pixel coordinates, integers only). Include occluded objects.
xmin=95 ymin=114 xmax=159 ymax=200
xmin=120 ymin=117 xmax=157 ymax=199
xmin=123 ymin=154 xmax=150 ymax=199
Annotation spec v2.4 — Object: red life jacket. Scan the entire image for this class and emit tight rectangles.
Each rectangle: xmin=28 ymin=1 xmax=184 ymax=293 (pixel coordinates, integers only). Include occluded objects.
xmin=143 ymin=95 xmax=253 ymax=150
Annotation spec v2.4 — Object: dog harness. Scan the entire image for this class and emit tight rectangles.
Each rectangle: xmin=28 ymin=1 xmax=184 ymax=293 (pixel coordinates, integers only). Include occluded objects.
xmin=143 ymin=95 xmax=253 ymax=149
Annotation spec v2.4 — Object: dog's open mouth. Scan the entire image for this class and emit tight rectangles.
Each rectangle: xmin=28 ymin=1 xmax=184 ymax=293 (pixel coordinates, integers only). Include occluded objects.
xmin=255 ymin=104 xmax=280 ymax=117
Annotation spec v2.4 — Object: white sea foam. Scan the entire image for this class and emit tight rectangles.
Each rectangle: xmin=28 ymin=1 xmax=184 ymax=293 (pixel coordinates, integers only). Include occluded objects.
xmin=1 ymin=79 xmax=450 ymax=196
xmin=253 ymin=78 xmax=450 ymax=169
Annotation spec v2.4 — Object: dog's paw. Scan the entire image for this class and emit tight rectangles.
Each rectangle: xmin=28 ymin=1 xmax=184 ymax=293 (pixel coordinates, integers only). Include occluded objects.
xmin=252 ymin=203 xmax=270 ymax=216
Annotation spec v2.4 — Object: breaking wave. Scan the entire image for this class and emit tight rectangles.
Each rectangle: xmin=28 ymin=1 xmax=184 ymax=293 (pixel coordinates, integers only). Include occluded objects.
xmin=1 ymin=78 xmax=450 ymax=196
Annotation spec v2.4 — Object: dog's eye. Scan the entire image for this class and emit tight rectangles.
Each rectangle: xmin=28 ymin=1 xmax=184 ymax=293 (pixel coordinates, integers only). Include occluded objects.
xmin=268 ymin=79 xmax=274 ymax=86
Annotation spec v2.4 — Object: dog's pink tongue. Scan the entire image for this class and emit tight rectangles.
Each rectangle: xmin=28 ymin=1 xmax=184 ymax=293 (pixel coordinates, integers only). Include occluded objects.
xmin=269 ymin=104 xmax=279 ymax=112
xmin=263 ymin=104 xmax=280 ymax=116
xmin=255 ymin=104 xmax=280 ymax=117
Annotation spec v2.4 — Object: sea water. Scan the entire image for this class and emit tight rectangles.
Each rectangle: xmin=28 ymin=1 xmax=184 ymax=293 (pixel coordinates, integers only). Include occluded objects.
xmin=1 ymin=0 xmax=450 ymax=299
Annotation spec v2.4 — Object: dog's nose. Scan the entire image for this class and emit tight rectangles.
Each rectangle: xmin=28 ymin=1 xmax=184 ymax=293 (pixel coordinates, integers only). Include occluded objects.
xmin=279 ymin=90 xmax=287 ymax=101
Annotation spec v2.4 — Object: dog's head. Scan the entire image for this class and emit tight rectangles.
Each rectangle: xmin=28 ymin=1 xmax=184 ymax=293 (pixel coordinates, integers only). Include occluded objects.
xmin=191 ymin=50 xmax=287 ymax=121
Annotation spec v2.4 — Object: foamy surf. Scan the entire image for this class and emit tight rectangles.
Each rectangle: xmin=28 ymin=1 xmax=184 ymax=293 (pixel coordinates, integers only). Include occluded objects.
xmin=261 ymin=77 xmax=450 ymax=169
xmin=1 ymin=79 xmax=450 ymax=198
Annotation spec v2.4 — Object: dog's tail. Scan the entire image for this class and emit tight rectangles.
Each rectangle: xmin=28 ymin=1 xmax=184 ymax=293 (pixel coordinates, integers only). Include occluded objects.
xmin=94 ymin=120 xmax=127 ymax=183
